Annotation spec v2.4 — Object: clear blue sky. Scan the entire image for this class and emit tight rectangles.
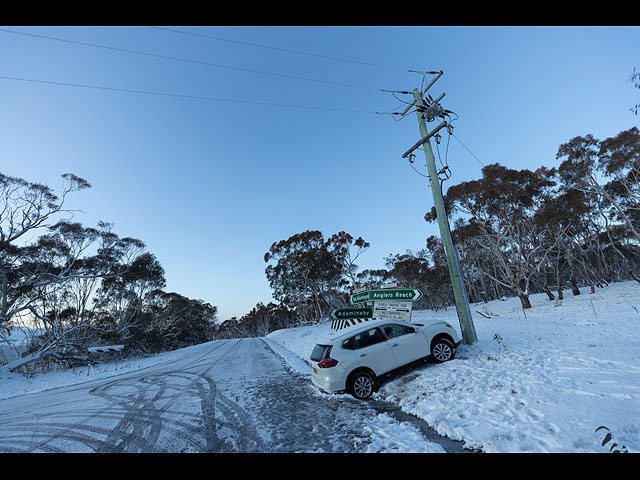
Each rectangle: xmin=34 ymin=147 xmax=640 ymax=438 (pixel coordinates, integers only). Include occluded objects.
xmin=1 ymin=26 xmax=638 ymax=321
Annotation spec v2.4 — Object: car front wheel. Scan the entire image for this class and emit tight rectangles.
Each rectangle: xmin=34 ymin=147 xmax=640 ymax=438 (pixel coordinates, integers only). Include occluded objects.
xmin=348 ymin=371 xmax=375 ymax=400
xmin=431 ymin=338 xmax=455 ymax=363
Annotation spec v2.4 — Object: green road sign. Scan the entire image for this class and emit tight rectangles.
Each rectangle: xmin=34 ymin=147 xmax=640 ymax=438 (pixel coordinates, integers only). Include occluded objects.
xmin=329 ymin=307 xmax=373 ymax=320
xmin=350 ymin=288 xmax=424 ymax=304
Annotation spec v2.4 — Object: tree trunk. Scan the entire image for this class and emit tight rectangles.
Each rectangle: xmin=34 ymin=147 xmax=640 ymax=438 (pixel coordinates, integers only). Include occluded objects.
xmin=1 ymin=348 xmax=56 ymax=375
xmin=570 ymin=277 xmax=581 ymax=296
xmin=542 ymin=285 xmax=555 ymax=301
xmin=517 ymin=291 xmax=532 ymax=309
xmin=313 ymin=291 xmax=323 ymax=323
xmin=554 ymin=250 xmax=564 ymax=300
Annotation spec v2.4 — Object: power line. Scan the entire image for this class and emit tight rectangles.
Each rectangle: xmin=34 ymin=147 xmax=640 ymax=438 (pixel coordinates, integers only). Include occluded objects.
xmin=451 ymin=133 xmax=486 ymax=167
xmin=151 ymin=26 xmax=430 ymax=75
xmin=0 ymin=28 xmax=407 ymax=94
xmin=0 ymin=75 xmax=397 ymax=114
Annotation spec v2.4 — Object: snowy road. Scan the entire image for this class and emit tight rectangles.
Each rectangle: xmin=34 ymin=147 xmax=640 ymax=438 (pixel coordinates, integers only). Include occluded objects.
xmin=0 ymin=338 xmax=455 ymax=453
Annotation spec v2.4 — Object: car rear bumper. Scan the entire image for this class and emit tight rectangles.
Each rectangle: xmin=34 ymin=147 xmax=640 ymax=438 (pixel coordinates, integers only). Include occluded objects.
xmin=311 ymin=368 xmax=346 ymax=393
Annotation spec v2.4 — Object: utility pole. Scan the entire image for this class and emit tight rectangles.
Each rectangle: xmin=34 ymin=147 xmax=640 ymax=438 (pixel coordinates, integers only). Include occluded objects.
xmin=406 ymin=81 xmax=478 ymax=345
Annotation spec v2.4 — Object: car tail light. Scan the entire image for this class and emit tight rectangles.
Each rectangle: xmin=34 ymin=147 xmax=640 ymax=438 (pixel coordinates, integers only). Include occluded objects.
xmin=317 ymin=357 xmax=339 ymax=368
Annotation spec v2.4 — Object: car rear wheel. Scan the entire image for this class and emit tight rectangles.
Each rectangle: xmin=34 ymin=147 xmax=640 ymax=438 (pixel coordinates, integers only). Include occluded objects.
xmin=348 ymin=371 xmax=375 ymax=400
xmin=431 ymin=338 xmax=455 ymax=363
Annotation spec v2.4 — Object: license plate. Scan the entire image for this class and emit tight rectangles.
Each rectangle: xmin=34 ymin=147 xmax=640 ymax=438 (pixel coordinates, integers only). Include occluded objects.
xmin=312 ymin=368 xmax=317 ymax=374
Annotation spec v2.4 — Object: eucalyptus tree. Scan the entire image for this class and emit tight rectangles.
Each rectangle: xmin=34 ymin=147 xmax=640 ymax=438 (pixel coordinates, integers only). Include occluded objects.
xmin=264 ymin=230 xmax=369 ymax=321
xmin=433 ymin=163 xmax=559 ymax=308
xmin=556 ymin=127 xmax=640 ymax=283
xmin=0 ymin=172 xmax=161 ymax=374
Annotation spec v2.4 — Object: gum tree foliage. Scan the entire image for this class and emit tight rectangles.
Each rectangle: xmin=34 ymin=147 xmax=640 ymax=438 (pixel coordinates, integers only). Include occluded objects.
xmin=355 ymin=268 xmax=389 ymax=291
xmin=409 ymin=127 xmax=640 ymax=311
xmin=0 ymin=172 xmax=143 ymax=370
xmin=383 ymin=240 xmax=453 ymax=311
xmin=326 ymin=231 xmax=370 ymax=291
xmin=1 ymin=171 xmax=219 ymax=373
xmin=533 ymin=187 xmax=595 ymax=298
xmin=1 ymin=172 xmax=96 ymax=331
xmin=263 ymin=230 xmax=369 ymax=322
xmin=429 ymin=163 xmax=559 ymax=308
xmin=556 ymin=127 xmax=640 ymax=283
xmin=216 ymin=301 xmax=296 ymax=339
xmin=132 ymin=290 xmax=218 ymax=354
xmin=93 ymin=251 xmax=166 ymax=332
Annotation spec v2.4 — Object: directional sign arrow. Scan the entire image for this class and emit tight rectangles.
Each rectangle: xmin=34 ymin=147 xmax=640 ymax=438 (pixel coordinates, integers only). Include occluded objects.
xmin=350 ymin=288 xmax=424 ymax=305
xmin=329 ymin=307 xmax=373 ymax=320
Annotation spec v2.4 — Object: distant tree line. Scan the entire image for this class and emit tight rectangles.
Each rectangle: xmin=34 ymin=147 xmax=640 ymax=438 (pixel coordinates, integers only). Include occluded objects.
xmin=221 ymin=126 xmax=640 ymax=337
xmin=0 ymin=172 xmax=217 ymax=374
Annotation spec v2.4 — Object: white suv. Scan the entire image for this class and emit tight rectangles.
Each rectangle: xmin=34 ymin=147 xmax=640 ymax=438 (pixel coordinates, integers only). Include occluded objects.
xmin=309 ymin=319 xmax=460 ymax=399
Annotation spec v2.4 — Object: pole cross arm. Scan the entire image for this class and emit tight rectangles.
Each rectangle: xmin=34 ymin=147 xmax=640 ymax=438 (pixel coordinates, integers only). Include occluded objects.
xmin=402 ymin=120 xmax=448 ymax=158
xmin=399 ymin=71 xmax=443 ymax=116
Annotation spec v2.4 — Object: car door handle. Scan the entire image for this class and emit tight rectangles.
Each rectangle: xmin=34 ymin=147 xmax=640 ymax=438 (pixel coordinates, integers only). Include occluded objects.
xmin=360 ymin=353 xmax=367 ymax=357
xmin=392 ymin=343 xmax=399 ymax=347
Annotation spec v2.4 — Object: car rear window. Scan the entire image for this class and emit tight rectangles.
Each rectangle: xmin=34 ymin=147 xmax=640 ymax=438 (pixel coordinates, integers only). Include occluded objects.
xmin=310 ymin=344 xmax=332 ymax=362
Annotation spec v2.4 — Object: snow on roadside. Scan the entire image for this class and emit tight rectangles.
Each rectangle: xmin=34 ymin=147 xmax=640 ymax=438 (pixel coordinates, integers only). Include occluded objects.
xmin=262 ymin=334 xmax=447 ymax=452
xmin=2 ymin=281 xmax=639 ymax=453
xmin=0 ymin=341 xmax=209 ymax=400
xmin=266 ymin=281 xmax=640 ymax=453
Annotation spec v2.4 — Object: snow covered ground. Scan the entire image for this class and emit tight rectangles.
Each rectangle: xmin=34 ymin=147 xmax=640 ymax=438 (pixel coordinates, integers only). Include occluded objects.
xmin=266 ymin=281 xmax=640 ymax=453
xmin=1 ymin=281 xmax=639 ymax=453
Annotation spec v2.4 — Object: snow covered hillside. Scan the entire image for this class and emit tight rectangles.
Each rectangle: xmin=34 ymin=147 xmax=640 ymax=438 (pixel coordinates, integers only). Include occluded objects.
xmin=267 ymin=281 xmax=640 ymax=453
xmin=1 ymin=281 xmax=638 ymax=453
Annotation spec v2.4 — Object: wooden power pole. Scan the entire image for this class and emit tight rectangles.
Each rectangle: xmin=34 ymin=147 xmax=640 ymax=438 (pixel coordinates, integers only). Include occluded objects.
xmin=402 ymin=73 xmax=478 ymax=344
